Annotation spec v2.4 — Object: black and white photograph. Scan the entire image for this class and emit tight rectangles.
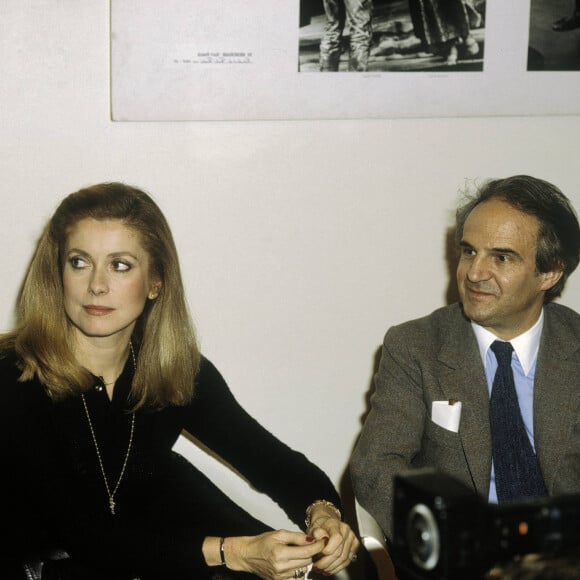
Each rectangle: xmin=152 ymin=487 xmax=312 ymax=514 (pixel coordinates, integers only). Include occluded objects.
xmin=528 ymin=0 xmax=580 ymax=70
xmin=111 ymin=0 xmax=580 ymax=120
xmin=299 ymin=0 xmax=486 ymax=72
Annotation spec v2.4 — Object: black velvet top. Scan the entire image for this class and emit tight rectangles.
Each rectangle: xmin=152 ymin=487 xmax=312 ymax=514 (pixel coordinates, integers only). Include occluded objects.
xmin=0 ymin=350 xmax=340 ymax=579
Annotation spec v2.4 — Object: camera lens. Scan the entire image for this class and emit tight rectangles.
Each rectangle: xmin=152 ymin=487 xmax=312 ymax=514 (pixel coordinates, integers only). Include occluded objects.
xmin=406 ymin=503 xmax=440 ymax=570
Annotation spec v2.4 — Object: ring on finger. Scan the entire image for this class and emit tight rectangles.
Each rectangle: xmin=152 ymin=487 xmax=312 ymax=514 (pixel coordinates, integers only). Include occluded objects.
xmin=293 ymin=567 xmax=307 ymax=578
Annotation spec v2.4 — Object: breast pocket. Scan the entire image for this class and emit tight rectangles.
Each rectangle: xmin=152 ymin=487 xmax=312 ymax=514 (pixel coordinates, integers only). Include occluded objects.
xmin=414 ymin=418 xmax=463 ymax=468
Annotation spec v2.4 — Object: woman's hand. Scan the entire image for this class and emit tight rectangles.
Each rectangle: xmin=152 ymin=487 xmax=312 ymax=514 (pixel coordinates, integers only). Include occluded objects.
xmin=223 ymin=530 xmax=325 ymax=579
xmin=307 ymin=508 xmax=360 ymax=576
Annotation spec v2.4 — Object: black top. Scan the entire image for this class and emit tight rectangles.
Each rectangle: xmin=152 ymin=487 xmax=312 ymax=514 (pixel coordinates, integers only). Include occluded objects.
xmin=0 ymin=350 xmax=340 ymax=578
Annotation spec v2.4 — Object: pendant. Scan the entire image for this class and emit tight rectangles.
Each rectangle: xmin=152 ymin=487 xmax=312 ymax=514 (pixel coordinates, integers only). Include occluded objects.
xmin=109 ymin=497 xmax=116 ymax=515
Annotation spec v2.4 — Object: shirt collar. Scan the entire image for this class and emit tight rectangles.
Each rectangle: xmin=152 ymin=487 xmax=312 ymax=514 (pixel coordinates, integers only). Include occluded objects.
xmin=471 ymin=309 xmax=544 ymax=376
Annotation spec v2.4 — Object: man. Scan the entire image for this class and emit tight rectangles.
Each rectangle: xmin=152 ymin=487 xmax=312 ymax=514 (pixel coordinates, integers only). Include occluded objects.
xmin=350 ymin=175 xmax=580 ymax=543
xmin=319 ymin=0 xmax=373 ymax=71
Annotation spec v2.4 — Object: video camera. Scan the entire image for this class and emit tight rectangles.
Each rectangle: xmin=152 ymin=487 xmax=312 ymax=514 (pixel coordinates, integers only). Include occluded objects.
xmin=391 ymin=469 xmax=580 ymax=579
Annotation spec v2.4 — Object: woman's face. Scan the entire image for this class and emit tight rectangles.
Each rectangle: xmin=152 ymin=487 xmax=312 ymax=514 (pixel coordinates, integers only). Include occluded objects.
xmin=62 ymin=218 xmax=161 ymax=342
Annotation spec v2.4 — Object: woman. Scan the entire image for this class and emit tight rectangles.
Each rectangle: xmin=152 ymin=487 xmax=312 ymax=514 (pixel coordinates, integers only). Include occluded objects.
xmin=409 ymin=0 xmax=479 ymax=65
xmin=0 ymin=183 xmax=359 ymax=579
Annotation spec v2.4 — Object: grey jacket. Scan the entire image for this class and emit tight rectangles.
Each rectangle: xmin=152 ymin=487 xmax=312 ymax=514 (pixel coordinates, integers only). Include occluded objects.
xmin=350 ymin=302 xmax=580 ymax=539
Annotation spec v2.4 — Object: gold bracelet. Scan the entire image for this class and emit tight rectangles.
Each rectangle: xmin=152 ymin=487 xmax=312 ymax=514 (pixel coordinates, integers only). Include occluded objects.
xmin=305 ymin=499 xmax=341 ymax=529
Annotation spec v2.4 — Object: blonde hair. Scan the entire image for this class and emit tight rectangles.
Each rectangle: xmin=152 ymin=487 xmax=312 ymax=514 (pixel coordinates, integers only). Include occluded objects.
xmin=0 ymin=182 xmax=200 ymax=409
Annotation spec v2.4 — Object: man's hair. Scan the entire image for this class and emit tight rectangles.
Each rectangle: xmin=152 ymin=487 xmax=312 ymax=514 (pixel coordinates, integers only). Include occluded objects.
xmin=456 ymin=175 xmax=580 ymax=302
xmin=1 ymin=182 xmax=200 ymax=409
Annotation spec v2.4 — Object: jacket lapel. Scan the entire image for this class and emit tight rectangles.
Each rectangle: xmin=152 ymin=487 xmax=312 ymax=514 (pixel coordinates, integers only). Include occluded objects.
xmin=437 ymin=308 xmax=492 ymax=496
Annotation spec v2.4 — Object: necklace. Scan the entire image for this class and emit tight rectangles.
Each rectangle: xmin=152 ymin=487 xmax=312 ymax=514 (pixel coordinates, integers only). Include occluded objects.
xmin=81 ymin=341 xmax=137 ymax=515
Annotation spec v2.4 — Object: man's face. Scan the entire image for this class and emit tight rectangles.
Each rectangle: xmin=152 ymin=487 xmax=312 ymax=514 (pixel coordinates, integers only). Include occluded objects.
xmin=456 ymin=198 xmax=562 ymax=340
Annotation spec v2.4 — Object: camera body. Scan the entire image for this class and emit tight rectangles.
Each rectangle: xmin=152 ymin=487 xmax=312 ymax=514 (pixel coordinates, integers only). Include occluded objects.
xmin=392 ymin=469 xmax=580 ymax=579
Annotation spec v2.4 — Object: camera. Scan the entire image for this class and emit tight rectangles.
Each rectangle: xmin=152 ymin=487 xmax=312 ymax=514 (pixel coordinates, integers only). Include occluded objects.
xmin=391 ymin=469 xmax=580 ymax=579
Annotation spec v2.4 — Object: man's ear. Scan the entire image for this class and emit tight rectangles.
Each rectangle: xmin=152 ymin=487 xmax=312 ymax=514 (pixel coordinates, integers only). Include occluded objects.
xmin=540 ymin=268 xmax=563 ymax=292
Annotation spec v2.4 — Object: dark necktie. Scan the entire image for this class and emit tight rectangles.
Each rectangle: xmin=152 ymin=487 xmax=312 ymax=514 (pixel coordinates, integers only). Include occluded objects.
xmin=489 ymin=340 xmax=547 ymax=502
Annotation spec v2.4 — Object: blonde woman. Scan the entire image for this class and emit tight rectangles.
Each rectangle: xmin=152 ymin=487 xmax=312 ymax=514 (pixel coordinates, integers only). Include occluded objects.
xmin=1 ymin=183 xmax=359 ymax=580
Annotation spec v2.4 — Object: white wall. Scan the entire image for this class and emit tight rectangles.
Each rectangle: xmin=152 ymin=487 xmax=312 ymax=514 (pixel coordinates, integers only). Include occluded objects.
xmin=3 ymin=0 xmax=580 ymax=557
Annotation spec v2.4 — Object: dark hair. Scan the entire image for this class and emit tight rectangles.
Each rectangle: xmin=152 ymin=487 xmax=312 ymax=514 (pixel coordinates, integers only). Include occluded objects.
xmin=456 ymin=175 xmax=580 ymax=302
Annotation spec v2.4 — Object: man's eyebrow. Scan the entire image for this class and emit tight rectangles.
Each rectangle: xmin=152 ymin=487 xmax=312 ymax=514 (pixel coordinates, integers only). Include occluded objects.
xmin=490 ymin=247 xmax=518 ymax=255
xmin=459 ymin=240 xmax=522 ymax=259
xmin=489 ymin=247 xmax=523 ymax=260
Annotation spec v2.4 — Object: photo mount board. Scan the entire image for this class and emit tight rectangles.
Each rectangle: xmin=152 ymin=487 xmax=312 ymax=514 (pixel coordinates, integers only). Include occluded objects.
xmin=111 ymin=0 xmax=580 ymax=121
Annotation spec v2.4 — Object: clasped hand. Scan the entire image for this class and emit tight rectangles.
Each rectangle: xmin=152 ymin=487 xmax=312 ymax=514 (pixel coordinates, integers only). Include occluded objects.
xmin=308 ymin=515 xmax=360 ymax=576
xmin=229 ymin=518 xmax=359 ymax=579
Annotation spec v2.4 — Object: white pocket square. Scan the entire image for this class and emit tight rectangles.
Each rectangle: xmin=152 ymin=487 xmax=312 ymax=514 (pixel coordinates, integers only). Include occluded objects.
xmin=431 ymin=400 xmax=462 ymax=433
